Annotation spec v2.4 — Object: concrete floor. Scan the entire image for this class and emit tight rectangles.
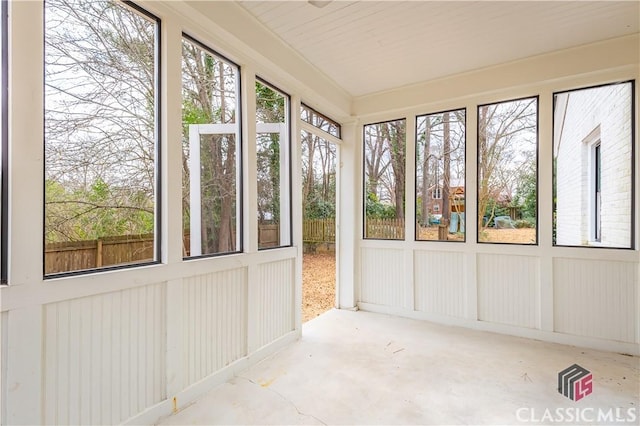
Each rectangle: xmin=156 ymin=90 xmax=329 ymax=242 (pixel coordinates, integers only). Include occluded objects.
xmin=159 ymin=309 xmax=639 ymax=425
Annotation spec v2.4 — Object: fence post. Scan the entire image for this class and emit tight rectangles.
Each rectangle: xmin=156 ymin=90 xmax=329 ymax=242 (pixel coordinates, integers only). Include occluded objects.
xmin=96 ymin=239 xmax=103 ymax=268
xmin=322 ymin=219 xmax=326 ymax=242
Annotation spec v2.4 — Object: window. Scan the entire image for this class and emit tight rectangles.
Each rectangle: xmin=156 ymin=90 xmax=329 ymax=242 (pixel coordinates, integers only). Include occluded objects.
xmin=44 ymin=0 xmax=160 ymax=275
xmin=182 ymin=35 xmax=241 ymax=257
xmin=364 ymin=119 xmax=406 ymax=240
xmin=593 ymin=142 xmax=602 ymax=242
xmin=477 ymin=97 xmax=538 ymax=244
xmin=301 ymin=103 xmax=341 ymax=138
xmin=256 ymin=79 xmax=291 ymax=249
xmin=416 ymin=109 xmax=466 ymax=242
xmin=553 ymin=82 xmax=634 ymax=248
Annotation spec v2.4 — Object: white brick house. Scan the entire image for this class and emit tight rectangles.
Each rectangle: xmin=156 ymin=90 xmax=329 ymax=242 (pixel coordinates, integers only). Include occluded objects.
xmin=554 ymin=83 xmax=633 ymax=247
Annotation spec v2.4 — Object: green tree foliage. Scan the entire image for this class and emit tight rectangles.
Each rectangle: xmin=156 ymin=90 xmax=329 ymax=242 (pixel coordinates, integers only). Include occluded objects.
xmin=514 ymin=165 xmax=537 ymax=221
xmin=256 ymin=81 xmax=285 ymax=224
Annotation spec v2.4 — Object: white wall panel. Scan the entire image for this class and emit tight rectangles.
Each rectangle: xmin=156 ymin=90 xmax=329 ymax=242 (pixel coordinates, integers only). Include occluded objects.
xmin=477 ymin=254 xmax=539 ymax=328
xmin=255 ymin=259 xmax=294 ymax=349
xmin=554 ymin=258 xmax=638 ymax=342
xmin=414 ymin=250 xmax=465 ymax=317
xmin=42 ymin=283 xmax=166 ymax=425
xmin=183 ymin=269 xmax=248 ymax=387
xmin=361 ymin=248 xmax=406 ymax=308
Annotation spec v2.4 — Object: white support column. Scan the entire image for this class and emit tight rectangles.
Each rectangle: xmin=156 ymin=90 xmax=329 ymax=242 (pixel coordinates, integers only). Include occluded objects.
xmin=337 ymin=121 xmax=359 ymax=309
xmin=165 ymin=278 xmax=184 ymax=399
xmin=6 ymin=306 xmax=43 ymax=425
xmin=8 ymin=0 xmax=44 ymax=286
xmin=188 ymin=125 xmax=202 ymax=256
xmin=290 ymin=95 xmax=303 ymax=332
xmin=404 ymin=115 xmax=416 ymax=311
xmin=4 ymin=2 xmax=45 ymax=421
xmin=161 ymin=18 xmax=186 ymax=407
xmin=464 ymin=105 xmax=479 ymax=320
xmin=162 ymin=19 xmax=184 ymax=264
xmin=243 ymin=70 xmax=258 ymax=254
xmin=279 ymin=122 xmax=291 ymax=246
xmin=538 ymin=90 xmax=554 ymax=331
xmin=243 ymin=69 xmax=261 ymax=351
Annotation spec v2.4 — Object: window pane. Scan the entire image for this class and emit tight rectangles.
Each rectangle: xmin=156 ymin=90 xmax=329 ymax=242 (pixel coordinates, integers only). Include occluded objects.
xmin=256 ymin=80 xmax=290 ymax=249
xmin=416 ymin=110 xmax=466 ymax=242
xmin=477 ymin=97 xmax=538 ymax=244
xmin=182 ymin=36 xmax=241 ymax=257
xmin=553 ymin=82 xmax=634 ymax=248
xmin=301 ymin=103 xmax=340 ymax=138
xmin=364 ymin=119 xmax=406 ymax=240
xmin=44 ymin=0 xmax=159 ymax=274
xmin=301 ymin=129 xmax=337 ymax=221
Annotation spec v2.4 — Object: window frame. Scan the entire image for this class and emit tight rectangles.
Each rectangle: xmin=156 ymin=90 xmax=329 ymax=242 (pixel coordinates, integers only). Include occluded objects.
xmin=1 ymin=0 xmax=7 ymax=283
xmin=256 ymin=76 xmax=292 ymax=251
xmin=552 ymin=80 xmax=636 ymax=250
xmin=301 ymin=102 xmax=341 ymax=139
xmin=43 ymin=0 xmax=162 ymax=278
xmin=476 ymin=95 xmax=539 ymax=246
xmin=181 ymin=33 xmax=244 ymax=260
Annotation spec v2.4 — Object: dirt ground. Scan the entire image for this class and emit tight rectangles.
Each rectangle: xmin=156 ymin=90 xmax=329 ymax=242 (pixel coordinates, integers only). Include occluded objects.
xmin=302 ymin=252 xmax=336 ymax=322
xmin=419 ymin=227 xmax=536 ymax=244
xmin=479 ymin=228 xmax=537 ymax=244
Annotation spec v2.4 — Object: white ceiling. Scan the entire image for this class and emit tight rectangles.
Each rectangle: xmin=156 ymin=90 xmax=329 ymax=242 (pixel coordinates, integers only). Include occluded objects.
xmin=238 ymin=1 xmax=639 ymax=97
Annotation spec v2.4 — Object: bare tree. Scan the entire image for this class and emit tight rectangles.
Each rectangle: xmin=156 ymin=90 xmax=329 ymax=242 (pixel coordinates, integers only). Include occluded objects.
xmin=182 ymin=40 xmax=238 ymax=254
xmin=478 ymin=99 xmax=537 ymax=234
xmin=44 ymin=0 xmax=157 ymax=243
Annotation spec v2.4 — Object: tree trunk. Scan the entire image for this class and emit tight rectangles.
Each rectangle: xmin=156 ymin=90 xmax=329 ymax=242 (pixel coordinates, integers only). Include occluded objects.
xmin=421 ymin=117 xmax=431 ymax=226
xmin=216 ymin=61 xmax=234 ymax=252
xmin=442 ymin=112 xmax=451 ymax=226
xmin=478 ymin=106 xmax=488 ymax=230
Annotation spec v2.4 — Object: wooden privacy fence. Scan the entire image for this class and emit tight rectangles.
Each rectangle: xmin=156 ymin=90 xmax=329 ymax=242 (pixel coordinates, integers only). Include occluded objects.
xmin=45 ymin=233 xmax=155 ymax=275
xmin=365 ymin=218 xmax=405 ymax=239
xmin=45 ymin=226 xmax=280 ymax=274
xmin=45 ymin=219 xmax=404 ymax=273
xmin=303 ymin=219 xmax=336 ymax=243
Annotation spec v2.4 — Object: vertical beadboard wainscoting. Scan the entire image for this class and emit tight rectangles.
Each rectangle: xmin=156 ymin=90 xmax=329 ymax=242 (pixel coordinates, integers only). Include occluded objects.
xmin=359 ymin=243 xmax=639 ymax=355
xmin=1 ymin=249 xmax=298 ymax=425
xmin=43 ymin=284 xmax=168 ymax=425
